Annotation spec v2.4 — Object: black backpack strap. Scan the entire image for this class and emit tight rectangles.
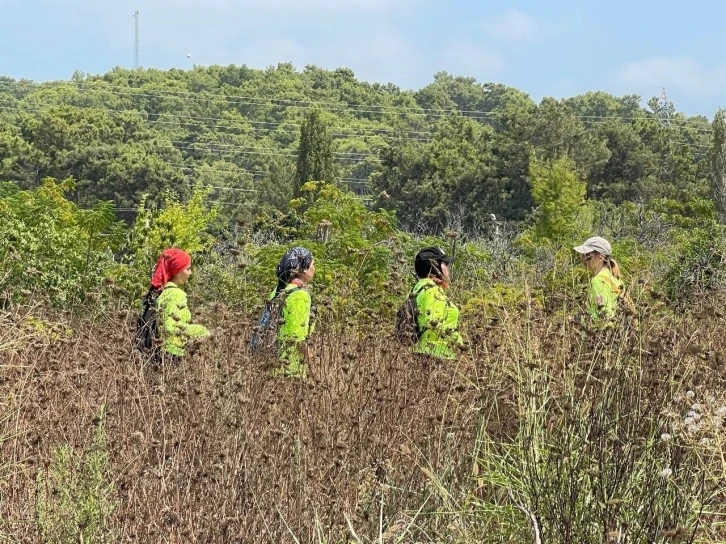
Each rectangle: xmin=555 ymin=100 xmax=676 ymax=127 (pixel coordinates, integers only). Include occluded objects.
xmin=140 ymin=287 xmax=157 ymax=313
xmin=285 ymin=286 xmax=302 ymax=295
xmin=142 ymin=286 xmax=155 ymax=301
xmin=268 ymin=286 xmax=302 ymax=320
xmin=274 ymin=286 xmax=301 ymax=303
xmin=409 ymin=282 xmax=435 ymax=338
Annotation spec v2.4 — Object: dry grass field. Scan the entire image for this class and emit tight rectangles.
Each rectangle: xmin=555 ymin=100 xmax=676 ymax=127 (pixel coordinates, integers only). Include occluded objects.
xmin=1 ymin=298 xmax=725 ymax=543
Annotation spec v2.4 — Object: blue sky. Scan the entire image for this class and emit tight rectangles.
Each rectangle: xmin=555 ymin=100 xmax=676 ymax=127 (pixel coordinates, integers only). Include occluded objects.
xmin=0 ymin=0 xmax=724 ymax=117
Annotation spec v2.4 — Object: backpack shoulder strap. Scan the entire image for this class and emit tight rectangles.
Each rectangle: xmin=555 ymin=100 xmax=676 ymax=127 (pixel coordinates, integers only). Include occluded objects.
xmin=142 ymin=287 xmax=160 ymax=308
xmin=269 ymin=286 xmax=302 ymax=314
xmin=597 ymin=272 xmax=622 ymax=296
xmin=273 ymin=286 xmax=301 ymax=301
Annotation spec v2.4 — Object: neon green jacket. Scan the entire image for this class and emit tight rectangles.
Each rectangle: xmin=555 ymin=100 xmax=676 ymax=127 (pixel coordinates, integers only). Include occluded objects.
xmin=267 ymin=284 xmax=314 ymax=377
xmin=156 ymin=282 xmax=210 ymax=356
xmin=413 ymin=278 xmax=463 ymax=360
xmin=588 ymin=268 xmax=624 ymax=322
xmin=270 ymin=284 xmax=315 ymax=343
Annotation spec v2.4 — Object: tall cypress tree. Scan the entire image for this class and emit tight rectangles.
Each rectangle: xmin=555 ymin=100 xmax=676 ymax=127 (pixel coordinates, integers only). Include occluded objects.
xmin=295 ymin=108 xmax=334 ymax=196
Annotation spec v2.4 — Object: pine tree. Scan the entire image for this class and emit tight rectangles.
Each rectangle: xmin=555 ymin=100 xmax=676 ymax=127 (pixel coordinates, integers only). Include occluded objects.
xmin=529 ymin=153 xmax=588 ymax=244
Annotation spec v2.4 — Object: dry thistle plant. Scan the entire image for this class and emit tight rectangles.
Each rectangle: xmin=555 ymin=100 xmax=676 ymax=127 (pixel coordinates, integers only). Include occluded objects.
xmin=1 ymin=293 xmax=725 ymax=543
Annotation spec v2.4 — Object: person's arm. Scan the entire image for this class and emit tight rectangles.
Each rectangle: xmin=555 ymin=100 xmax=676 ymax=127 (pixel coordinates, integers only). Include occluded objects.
xmin=164 ymin=288 xmax=210 ymax=339
xmin=426 ymin=288 xmax=463 ymax=344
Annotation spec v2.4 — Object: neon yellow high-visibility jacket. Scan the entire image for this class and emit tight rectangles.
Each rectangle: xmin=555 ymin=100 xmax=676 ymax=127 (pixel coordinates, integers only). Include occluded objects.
xmin=413 ymin=278 xmax=463 ymax=360
xmin=588 ymin=268 xmax=624 ymax=322
xmin=267 ymin=283 xmax=315 ymax=377
xmin=156 ymin=282 xmax=210 ymax=356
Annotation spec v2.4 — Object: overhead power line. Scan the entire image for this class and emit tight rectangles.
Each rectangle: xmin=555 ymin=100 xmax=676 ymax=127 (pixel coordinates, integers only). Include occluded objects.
xmin=5 ymin=79 xmax=714 ymax=130
xmin=0 ymin=100 xmax=714 ymax=146
xmin=0 ymin=87 xmax=715 ymax=169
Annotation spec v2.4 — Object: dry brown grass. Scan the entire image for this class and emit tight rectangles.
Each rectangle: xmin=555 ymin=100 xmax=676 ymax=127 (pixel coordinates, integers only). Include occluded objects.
xmin=1 ymin=298 xmax=725 ymax=543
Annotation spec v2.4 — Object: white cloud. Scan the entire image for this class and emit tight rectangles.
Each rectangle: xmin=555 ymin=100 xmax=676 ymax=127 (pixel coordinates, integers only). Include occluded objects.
xmin=16 ymin=0 xmax=428 ymax=87
xmin=614 ymin=56 xmax=726 ymax=96
xmin=483 ymin=8 xmax=537 ymax=42
xmin=440 ymin=41 xmax=505 ymax=79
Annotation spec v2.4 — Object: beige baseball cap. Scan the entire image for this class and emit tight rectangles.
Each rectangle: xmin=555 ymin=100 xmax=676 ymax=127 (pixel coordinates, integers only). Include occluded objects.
xmin=573 ymin=236 xmax=612 ymax=256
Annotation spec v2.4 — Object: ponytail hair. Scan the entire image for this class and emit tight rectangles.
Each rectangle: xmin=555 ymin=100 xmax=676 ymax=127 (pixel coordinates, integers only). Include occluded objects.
xmin=275 ymin=278 xmax=288 ymax=296
xmin=275 ymin=267 xmax=299 ymax=295
xmin=606 ymin=257 xmax=622 ymax=280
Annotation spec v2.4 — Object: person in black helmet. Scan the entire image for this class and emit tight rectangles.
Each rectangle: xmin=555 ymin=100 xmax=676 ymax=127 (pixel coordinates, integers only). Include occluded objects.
xmin=270 ymin=246 xmax=316 ymax=378
xmin=411 ymin=246 xmax=463 ymax=359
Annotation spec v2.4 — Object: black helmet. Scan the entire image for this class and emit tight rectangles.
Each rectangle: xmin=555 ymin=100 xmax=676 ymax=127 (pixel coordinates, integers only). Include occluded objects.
xmin=276 ymin=246 xmax=314 ymax=283
xmin=414 ymin=246 xmax=454 ymax=279
xmin=415 ymin=246 xmax=455 ymax=264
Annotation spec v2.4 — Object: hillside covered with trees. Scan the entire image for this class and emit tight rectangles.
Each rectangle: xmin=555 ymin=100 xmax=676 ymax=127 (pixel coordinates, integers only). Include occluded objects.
xmin=0 ymin=64 xmax=718 ymax=232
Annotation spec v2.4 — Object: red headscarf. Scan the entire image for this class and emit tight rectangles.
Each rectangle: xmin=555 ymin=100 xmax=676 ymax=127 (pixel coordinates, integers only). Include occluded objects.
xmin=150 ymin=248 xmax=192 ymax=290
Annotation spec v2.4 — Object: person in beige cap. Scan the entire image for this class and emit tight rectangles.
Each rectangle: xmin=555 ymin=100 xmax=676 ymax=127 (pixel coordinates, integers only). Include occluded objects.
xmin=573 ymin=236 xmax=625 ymax=324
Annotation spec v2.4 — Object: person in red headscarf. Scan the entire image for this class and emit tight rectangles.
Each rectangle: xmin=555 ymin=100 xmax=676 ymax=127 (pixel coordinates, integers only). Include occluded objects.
xmin=150 ymin=248 xmax=209 ymax=358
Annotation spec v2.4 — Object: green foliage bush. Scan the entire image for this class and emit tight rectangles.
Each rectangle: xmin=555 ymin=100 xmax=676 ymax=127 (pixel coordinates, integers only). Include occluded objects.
xmin=0 ymin=178 xmax=122 ymax=307
xmin=243 ymin=182 xmax=406 ymax=324
xmin=476 ymin=357 xmax=705 ymax=543
xmin=663 ymin=222 xmax=726 ymax=304
xmin=35 ymin=406 xmax=117 ymax=544
xmin=116 ymin=186 xmax=219 ymax=299
xmin=3 ymin=170 xmax=722 ymax=328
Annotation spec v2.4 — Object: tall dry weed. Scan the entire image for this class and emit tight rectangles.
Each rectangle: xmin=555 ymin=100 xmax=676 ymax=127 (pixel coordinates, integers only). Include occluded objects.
xmin=1 ymin=296 xmax=725 ymax=543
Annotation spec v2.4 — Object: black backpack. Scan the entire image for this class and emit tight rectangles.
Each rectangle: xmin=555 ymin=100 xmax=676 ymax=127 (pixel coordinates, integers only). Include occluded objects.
xmin=136 ymin=287 xmax=162 ymax=362
xmin=395 ymin=283 xmax=433 ymax=346
xmin=250 ymin=287 xmax=300 ymax=353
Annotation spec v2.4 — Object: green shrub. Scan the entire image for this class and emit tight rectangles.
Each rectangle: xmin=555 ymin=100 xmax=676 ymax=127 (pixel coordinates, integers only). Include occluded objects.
xmin=475 ymin=354 xmax=705 ymax=543
xmin=524 ymin=154 xmax=591 ymax=248
xmin=115 ymin=185 xmax=219 ymax=299
xmin=0 ymin=178 xmax=123 ymax=308
xmin=662 ymin=222 xmax=726 ymax=304
xmin=36 ymin=406 xmax=117 ymax=544
xmin=244 ymin=182 xmax=407 ymax=325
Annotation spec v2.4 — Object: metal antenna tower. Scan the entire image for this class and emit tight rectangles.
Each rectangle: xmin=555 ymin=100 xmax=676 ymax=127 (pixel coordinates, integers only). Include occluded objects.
xmin=133 ymin=10 xmax=139 ymax=69
xmin=656 ymin=87 xmax=672 ymax=128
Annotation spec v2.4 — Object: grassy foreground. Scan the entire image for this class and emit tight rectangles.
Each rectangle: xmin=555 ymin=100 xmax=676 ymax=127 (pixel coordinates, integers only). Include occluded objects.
xmin=1 ymin=297 xmax=725 ymax=543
